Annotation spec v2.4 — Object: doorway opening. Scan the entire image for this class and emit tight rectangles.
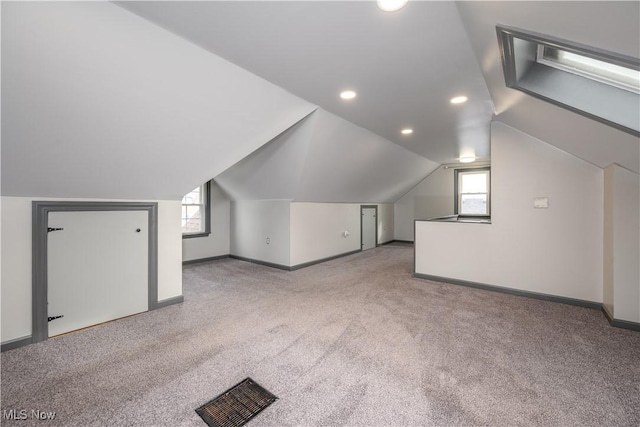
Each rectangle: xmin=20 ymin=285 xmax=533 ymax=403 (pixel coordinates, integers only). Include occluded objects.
xmin=360 ymin=205 xmax=378 ymax=251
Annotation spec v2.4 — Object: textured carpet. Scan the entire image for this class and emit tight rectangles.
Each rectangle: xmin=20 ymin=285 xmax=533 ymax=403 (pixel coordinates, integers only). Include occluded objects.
xmin=1 ymin=244 xmax=639 ymax=426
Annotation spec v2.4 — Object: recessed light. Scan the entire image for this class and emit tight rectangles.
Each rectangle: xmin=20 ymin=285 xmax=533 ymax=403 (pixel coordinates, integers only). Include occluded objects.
xmin=377 ymin=0 xmax=408 ymax=12
xmin=401 ymin=128 xmax=413 ymax=135
xmin=459 ymin=156 xmax=476 ymax=163
xmin=340 ymin=90 xmax=357 ymax=100
xmin=450 ymin=96 xmax=468 ymax=104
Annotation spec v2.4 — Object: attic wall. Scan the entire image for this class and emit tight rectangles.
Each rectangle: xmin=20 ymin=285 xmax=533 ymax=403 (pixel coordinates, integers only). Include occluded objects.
xmin=230 ymin=200 xmax=291 ymax=267
xmin=1 ymin=196 xmax=182 ymax=343
xmin=289 ymin=203 xmax=393 ymax=267
xmin=227 ymin=200 xmax=393 ymax=269
xmin=415 ymin=122 xmax=603 ymax=302
xmin=604 ymin=164 xmax=640 ymax=322
xmin=1 ymin=2 xmax=315 ymax=200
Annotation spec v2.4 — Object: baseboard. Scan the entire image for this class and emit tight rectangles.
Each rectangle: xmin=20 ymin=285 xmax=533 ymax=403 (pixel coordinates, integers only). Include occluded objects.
xmin=229 ymin=255 xmax=291 ymax=271
xmin=601 ymin=306 xmax=640 ymax=332
xmin=230 ymin=249 xmax=362 ymax=272
xmin=1 ymin=336 xmax=33 ymax=352
xmin=386 ymin=239 xmax=414 ymax=244
xmin=155 ymin=295 xmax=184 ymax=309
xmin=290 ymin=249 xmax=361 ymax=271
xmin=183 ymin=255 xmax=229 ymax=265
xmin=414 ymin=273 xmax=602 ymax=310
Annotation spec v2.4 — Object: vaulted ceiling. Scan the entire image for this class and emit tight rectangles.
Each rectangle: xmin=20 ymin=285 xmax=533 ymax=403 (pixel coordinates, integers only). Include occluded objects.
xmin=215 ymin=109 xmax=439 ymax=202
xmin=116 ymin=1 xmax=494 ymax=165
xmin=2 ymin=1 xmax=638 ymax=203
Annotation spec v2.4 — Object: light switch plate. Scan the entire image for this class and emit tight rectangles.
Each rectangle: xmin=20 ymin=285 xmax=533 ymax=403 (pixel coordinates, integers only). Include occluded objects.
xmin=534 ymin=197 xmax=549 ymax=208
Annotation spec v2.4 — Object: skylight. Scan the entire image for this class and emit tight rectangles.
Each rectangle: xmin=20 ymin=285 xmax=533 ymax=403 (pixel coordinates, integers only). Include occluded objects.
xmin=537 ymin=46 xmax=640 ymax=94
xmin=496 ymin=25 xmax=640 ymax=136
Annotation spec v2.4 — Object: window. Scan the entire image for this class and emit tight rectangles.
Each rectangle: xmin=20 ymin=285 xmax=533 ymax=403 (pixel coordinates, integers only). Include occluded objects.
xmin=496 ymin=25 xmax=640 ymax=136
xmin=455 ymin=168 xmax=490 ymax=216
xmin=181 ymin=182 xmax=211 ymax=238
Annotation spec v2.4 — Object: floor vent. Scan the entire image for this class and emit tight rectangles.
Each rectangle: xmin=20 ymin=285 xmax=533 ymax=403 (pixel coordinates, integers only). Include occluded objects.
xmin=195 ymin=378 xmax=278 ymax=427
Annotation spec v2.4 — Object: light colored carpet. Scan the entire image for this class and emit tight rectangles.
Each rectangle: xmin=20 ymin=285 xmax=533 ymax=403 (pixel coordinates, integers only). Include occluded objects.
xmin=2 ymin=243 xmax=639 ymax=426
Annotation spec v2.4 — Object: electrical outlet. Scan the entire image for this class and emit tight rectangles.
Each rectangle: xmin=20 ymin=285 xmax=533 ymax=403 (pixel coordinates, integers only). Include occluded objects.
xmin=534 ymin=197 xmax=549 ymax=209
xmin=266 ymin=237 xmax=270 ymax=244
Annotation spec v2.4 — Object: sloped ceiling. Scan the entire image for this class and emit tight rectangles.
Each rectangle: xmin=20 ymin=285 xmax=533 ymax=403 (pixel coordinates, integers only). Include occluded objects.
xmin=116 ymin=1 xmax=493 ymax=165
xmin=1 ymin=2 xmax=315 ymax=200
xmin=215 ymin=109 xmax=439 ymax=203
xmin=457 ymin=1 xmax=640 ymax=173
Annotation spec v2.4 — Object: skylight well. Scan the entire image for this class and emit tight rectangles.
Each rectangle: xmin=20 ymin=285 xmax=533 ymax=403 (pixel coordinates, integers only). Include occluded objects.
xmin=537 ymin=46 xmax=640 ymax=94
xmin=497 ymin=25 xmax=640 ymax=136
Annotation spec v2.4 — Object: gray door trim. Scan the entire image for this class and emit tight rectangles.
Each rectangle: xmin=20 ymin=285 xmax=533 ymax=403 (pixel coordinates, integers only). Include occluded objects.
xmin=32 ymin=201 xmax=159 ymax=344
xmin=360 ymin=205 xmax=378 ymax=251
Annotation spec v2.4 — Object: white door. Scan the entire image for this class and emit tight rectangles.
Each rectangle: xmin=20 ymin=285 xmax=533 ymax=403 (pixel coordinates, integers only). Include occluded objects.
xmin=362 ymin=208 xmax=377 ymax=251
xmin=47 ymin=210 xmax=149 ymax=337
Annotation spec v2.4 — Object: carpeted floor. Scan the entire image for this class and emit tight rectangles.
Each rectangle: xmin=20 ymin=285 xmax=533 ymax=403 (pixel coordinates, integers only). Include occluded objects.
xmin=2 ymin=243 xmax=640 ymax=426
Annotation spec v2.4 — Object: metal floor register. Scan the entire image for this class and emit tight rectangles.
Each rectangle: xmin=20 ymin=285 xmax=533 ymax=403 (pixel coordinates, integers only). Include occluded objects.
xmin=195 ymin=378 xmax=278 ymax=427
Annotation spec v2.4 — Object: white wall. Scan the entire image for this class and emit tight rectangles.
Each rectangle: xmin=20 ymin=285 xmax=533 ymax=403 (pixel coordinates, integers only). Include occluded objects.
xmin=377 ymin=203 xmax=394 ymax=245
xmin=230 ymin=200 xmax=290 ymax=267
xmin=415 ymin=122 xmax=603 ymax=302
xmin=182 ymin=181 xmax=231 ymax=262
xmin=1 ymin=197 xmax=182 ymax=343
xmin=394 ymin=164 xmax=491 ymax=241
xmin=290 ymin=203 xmax=394 ymax=267
xmin=604 ymin=164 xmax=640 ymax=322
xmin=289 ymin=203 xmax=360 ymax=267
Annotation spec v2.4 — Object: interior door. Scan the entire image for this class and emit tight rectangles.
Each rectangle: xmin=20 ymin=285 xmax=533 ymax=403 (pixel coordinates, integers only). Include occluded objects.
xmin=47 ymin=210 xmax=149 ymax=337
xmin=361 ymin=207 xmax=377 ymax=251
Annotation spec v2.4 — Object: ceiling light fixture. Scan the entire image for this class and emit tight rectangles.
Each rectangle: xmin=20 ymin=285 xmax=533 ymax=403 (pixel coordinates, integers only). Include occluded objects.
xmin=377 ymin=0 xmax=408 ymax=12
xmin=340 ymin=90 xmax=357 ymax=100
xmin=459 ymin=156 xmax=476 ymax=163
xmin=450 ymin=95 xmax=468 ymax=104
xmin=401 ymin=128 xmax=413 ymax=135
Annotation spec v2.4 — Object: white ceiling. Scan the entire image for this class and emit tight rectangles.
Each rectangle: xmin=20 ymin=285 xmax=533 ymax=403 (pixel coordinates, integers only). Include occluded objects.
xmin=116 ymin=1 xmax=494 ymax=165
xmin=1 ymin=2 xmax=315 ymax=199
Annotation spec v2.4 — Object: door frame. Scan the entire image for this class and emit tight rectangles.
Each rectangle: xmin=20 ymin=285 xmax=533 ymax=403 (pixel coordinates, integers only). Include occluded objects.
xmin=360 ymin=205 xmax=378 ymax=251
xmin=32 ymin=201 xmax=159 ymax=343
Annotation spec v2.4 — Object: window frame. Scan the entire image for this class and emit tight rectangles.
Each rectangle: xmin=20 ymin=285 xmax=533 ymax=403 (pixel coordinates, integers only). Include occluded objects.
xmin=181 ymin=181 xmax=211 ymax=239
xmin=454 ymin=167 xmax=491 ymax=218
